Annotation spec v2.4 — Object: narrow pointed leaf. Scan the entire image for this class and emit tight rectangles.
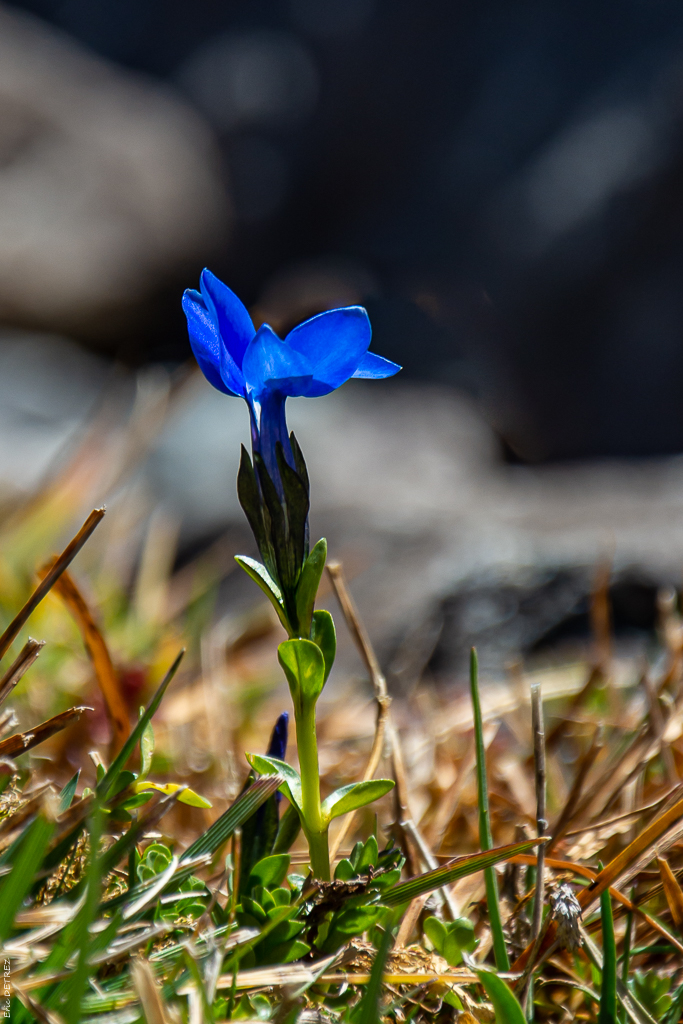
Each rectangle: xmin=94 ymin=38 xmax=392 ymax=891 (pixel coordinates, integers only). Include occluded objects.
xmin=58 ymin=771 xmax=80 ymax=814
xmin=245 ymin=753 xmax=303 ymax=813
xmin=235 ymin=555 xmax=290 ymax=631
xmin=98 ymin=649 xmax=184 ymax=802
xmin=311 ymin=609 xmax=336 ymax=682
xmin=139 ymin=712 xmax=154 ymax=781
xmin=322 ymin=779 xmax=395 ymax=824
xmin=383 ymin=837 xmax=547 ymax=906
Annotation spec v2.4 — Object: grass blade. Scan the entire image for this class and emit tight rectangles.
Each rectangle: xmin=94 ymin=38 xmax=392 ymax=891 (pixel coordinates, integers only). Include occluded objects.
xmin=355 ymin=909 xmax=402 ymax=1024
xmin=598 ymin=889 xmax=618 ymax=1024
xmin=0 ymin=811 xmax=54 ymax=940
xmin=471 ymin=646 xmax=510 ymax=971
xmin=98 ymin=649 xmax=184 ymax=802
xmin=476 ymin=965 xmax=527 ymax=1024
xmin=383 ymin=837 xmax=545 ymax=906
xmin=182 ymin=774 xmax=284 ymax=861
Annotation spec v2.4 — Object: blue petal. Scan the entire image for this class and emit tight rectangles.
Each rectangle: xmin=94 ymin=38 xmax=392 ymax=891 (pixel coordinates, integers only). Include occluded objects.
xmin=242 ymin=324 xmax=314 ymax=397
xmin=285 ymin=307 xmax=371 ymax=388
xmin=352 ymin=350 xmax=402 ymax=379
xmin=182 ymin=289 xmax=235 ymax=396
xmin=200 ymin=268 xmax=255 ymax=368
xmin=219 ymin=337 xmax=247 ymax=397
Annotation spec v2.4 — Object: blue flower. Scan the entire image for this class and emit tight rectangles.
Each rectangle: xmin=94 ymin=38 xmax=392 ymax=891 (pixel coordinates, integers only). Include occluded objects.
xmin=183 ymin=269 xmax=401 ymax=482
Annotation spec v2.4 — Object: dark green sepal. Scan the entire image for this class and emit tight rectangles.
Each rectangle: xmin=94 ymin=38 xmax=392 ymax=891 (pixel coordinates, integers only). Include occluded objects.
xmin=276 ymin=442 xmax=310 ymax=575
xmin=237 ymin=771 xmax=282 ymax=899
xmin=272 ymin=803 xmax=302 ymax=854
xmin=254 ymin=452 xmax=290 ymax=577
xmin=237 ymin=445 xmax=277 ymax=578
xmin=290 ymin=432 xmax=309 ymax=495
xmin=295 ymin=538 xmax=327 ymax=637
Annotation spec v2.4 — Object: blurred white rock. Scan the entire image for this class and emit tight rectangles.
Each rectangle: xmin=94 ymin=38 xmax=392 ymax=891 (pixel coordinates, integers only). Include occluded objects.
xmin=0 ymin=3 xmax=228 ymax=337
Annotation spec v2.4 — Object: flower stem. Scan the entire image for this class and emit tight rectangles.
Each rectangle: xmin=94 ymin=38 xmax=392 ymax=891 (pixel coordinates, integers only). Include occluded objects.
xmin=295 ymin=703 xmax=330 ymax=880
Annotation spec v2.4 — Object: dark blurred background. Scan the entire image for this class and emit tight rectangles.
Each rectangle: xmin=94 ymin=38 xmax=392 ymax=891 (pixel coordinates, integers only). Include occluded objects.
xmin=5 ymin=0 xmax=683 ymax=463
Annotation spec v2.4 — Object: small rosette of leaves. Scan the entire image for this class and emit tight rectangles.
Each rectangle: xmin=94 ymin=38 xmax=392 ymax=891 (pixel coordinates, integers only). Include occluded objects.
xmin=235 ymin=838 xmax=405 ymax=966
xmin=237 ymin=434 xmax=324 ymax=636
xmin=236 ymin=853 xmax=310 ymax=966
xmin=136 ymin=842 xmax=208 ymax=924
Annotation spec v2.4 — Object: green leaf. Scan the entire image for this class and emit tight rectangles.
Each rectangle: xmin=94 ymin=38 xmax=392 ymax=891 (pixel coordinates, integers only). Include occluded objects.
xmin=0 ymin=812 xmax=54 ymax=941
xmin=266 ymin=939 xmax=311 ymax=964
xmin=235 ymin=556 xmax=290 ymax=632
xmin=278 ymin=638 xmax=326 ymax=710
xmin=310 ymin=609 xmax=336 ymax=682
xmin=98 ymin=649 xmax=184 ymax=802
xmin=321 ymin=779 xmax=394 ymax=824
xmin=183 ymin=773 xmax=284 ymax=861
xmin=295 ymin=538 xmax=327 ymax=636
xmin=246 ymin=753 xmax=303 ymax=813
xmin=383 ymin=837 xmax=545 ymax=906
xmin=424 ymin=916 xmax=447 ymax=955
xmin=247 ymin=854 xmax=291 ymax=891
xmin=598 ymin=889 xmax=617 ymax=1024
xmin=475 ymin=966 xmax=527 ymax=1024
xmin=356 ymin=835 xmax=379 ymax=872
xmin=139 ymin=710 xmax=154 ymax=780
xmin=134 ymin=781 xmax=212 ymax=808
xmin=334 ymin=858 xmax=357 ymax=882
xmin=58 ymin=770 xmax=80 ymax=814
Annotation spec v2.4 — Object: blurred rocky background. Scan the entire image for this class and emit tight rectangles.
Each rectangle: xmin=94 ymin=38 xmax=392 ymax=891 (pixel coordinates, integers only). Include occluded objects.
xmin=1 ymin=0 xmax=683 ymax=682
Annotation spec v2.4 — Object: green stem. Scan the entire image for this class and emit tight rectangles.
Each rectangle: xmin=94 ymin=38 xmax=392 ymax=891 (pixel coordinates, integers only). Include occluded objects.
xmin=295 ymin=702 xmax=330 ymax=880
xmin=471 ymin=646 xmax=510 ymax=972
